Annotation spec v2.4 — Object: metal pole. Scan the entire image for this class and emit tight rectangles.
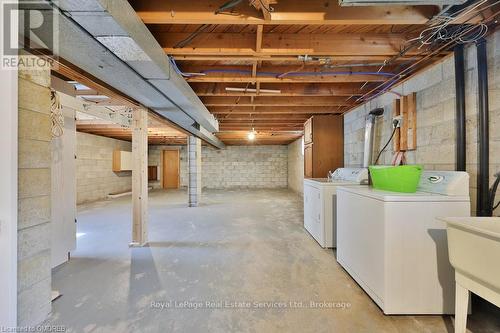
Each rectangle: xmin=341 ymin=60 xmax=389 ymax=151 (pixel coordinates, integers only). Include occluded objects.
xmin=476 ymin=39 xmax=491 ymax=216
xmin=454 ymin=44 xmax=466 ymax=172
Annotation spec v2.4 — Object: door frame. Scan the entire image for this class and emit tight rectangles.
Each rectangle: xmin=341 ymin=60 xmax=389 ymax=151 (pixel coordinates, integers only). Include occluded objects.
xmin=161 ymin=149 xmax=180 ymax=189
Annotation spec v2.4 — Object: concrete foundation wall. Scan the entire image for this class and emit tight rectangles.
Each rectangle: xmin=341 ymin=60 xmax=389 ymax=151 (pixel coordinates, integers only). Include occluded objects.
xmin=17 ymin=68 xmax=52 ymax=325
xmin=344 ymin=31 xmax=500 ymax=215
xmin=76 ymin=132 xmax=132 ymax=204
xmin=287 ymin=138 xmax=304 ymax=195
xmin=149 ymin=145 xmax=288 ymax=189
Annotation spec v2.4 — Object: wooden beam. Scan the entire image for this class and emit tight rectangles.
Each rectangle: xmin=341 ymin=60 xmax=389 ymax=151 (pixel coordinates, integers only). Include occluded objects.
xmin=187 ymin=74 xmax=387 ymax=83
xmin=58 ymin=92 xmax=132 ymax=127
xmin=131 ymin=108 xmax=148 ymax=246
xmin=256 ymin=25 xmax=264 ymax=52
xmin=190 ymin=82 xmax=363 ymax=97
xmin=218 ymin=115 xmax=310 ymax=120
xmin=158 ymin=32 xmax=409 ymax=56
xmin=210 ymin=106 xmax=344 ymax=114
xmin=201 ymin=96 xmax=353 ymax=106
xmin=173 ymin=55 xmax=429 ymax=62
xmin=130 ymin=0 xmax=436 ymax=25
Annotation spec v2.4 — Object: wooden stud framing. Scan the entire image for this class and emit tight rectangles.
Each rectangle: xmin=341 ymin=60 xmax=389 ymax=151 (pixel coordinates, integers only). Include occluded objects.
xmin=407 ymin=92 xmax=417 ymax=151
xmin=398 ymin=92 xmax=417 ymax=152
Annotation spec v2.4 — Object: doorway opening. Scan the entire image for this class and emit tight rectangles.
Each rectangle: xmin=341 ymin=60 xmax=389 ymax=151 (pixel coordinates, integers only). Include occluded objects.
xmin=162 ymin=149 xmax=180 ymax=189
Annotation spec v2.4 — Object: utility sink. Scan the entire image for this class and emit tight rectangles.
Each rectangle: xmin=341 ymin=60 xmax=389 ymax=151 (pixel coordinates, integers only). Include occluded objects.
xmin=438 ymin=217 xmax=500 ymax=333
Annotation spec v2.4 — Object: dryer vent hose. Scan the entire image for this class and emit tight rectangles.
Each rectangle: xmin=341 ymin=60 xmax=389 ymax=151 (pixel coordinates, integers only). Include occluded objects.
xmin=490 ymin=172 xmax=500 ymax=214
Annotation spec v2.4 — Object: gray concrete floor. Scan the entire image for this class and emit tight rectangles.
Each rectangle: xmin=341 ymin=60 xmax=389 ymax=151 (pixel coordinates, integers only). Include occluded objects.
xmin=46 ymin=189 xmax=500 ymax=333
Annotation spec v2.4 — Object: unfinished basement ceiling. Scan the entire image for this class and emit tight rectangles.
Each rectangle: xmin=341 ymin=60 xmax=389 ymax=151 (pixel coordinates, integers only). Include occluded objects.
xmin=52 ymin=71 xmax=188 ymax=145
xmin=128 ymin=0 xmax=498 ymax=145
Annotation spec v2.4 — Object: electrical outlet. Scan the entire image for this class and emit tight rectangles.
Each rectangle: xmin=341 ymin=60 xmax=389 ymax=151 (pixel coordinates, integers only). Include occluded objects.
xmin=393 ymin=115 xmax=403 ymax=128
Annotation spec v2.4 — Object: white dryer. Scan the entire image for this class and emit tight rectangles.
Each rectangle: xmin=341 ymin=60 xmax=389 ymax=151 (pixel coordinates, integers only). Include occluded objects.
xmin=336 ymin=171 xmax=470 ymax=314
xmin=303 ymin=168 xmax=368 ymax=248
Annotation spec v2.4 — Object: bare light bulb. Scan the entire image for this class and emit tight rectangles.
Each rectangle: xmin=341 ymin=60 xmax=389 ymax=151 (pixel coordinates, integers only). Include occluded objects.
xmin=248 ymin=130 xmax=256 ymax=141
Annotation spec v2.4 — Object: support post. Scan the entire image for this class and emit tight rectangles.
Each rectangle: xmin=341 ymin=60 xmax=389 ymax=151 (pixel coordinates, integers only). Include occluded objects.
xmin=131 ymin=108 xmax=148 ymax=245
xmin=188 ymin=136 xmax=202 ymax=207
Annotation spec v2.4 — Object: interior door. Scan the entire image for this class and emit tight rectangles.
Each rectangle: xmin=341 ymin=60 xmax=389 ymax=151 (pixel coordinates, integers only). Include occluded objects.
xmin=162 ymin=150 xmax=180 ymax=189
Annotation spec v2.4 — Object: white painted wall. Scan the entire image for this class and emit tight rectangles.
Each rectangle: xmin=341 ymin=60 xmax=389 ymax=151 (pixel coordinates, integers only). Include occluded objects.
xmin=0 ymin=57 xmax=18 ymax=326
xmin=51 ymin=107 xmax=77 ymax=268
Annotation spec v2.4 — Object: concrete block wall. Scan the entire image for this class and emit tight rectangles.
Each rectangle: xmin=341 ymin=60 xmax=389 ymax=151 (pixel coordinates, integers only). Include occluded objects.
xmin=287 ymin=138 xmax=304 ymax=195
xmin=149 ymin=145 xmax=288 ymax=189
xmin=17 ymin=68 xmax=52 ymax=325
xmin=344 ymin=30 xmax=500 ymax=215
xmin=202 ymin=145 xmax=288 ymax=189
xmin=187 ymin=136 xmax=202 ymax=206
xmin=76 ymin=132 xmax=132 ymax=204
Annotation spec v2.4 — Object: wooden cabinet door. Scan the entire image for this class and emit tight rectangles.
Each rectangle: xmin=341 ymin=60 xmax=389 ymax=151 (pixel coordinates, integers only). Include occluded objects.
xmin=304 ymin=118 xmax=313 ymax=144
xmin=304 ymin=144 xmax=313 ymax=178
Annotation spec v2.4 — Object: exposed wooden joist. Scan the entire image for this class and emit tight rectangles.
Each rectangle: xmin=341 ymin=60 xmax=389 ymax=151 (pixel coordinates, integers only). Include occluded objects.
xmin=190 ymin=82 xmax=364 ymax=96
xmin=210 ymin=106 xmax=344 ymax=114
xmin=187 ymin=74 xmax=388 ymax=83
xmin=130 ymin=0 xmax=436 ymax=25
xmin=173 ymin=54 xmax=429 ymax=62
xmin=216 ymin=114 xmax=309 ymax=120
xmin=158 ymin=33 xmax=409 ymax=56
xmin=201 ymin=96 xmax=352 ymax=106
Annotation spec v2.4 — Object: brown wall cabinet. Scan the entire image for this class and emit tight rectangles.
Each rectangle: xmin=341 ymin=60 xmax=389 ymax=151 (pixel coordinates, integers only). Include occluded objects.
xmin=304 ymin=115 xmax=344 ymax=178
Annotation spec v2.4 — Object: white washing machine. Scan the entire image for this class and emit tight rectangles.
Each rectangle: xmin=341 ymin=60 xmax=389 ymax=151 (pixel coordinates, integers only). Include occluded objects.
xmin=304 ymin=168 xmax=368 ymax=248
xmin=336 ymin=171 xmax=470 ymax=315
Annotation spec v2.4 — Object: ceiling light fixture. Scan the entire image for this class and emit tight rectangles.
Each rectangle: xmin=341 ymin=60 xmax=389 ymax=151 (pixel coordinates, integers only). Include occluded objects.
xmin=248 ymin=128 xmax=256 ymax=141
xmin=225 ymin=87 xmax=281 ymax=94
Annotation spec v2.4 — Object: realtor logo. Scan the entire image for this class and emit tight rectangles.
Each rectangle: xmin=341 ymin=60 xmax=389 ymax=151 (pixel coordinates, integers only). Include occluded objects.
xmin=1 ymin=1 xmax=59 ymax=70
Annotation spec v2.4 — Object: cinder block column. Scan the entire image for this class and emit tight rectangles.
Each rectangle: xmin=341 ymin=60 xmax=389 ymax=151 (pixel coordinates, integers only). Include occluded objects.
xmin=131 ymin=108 xmax=148 ymax=245
xmin=188 ymin=136 xmax=202 ymax=207
xmin=17 ymin=67 xmax=52 ymax=326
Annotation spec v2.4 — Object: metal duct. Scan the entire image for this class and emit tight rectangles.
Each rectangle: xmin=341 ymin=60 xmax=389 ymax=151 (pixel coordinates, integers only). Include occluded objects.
xmin=476 ymin=38 xmax=491 ymax=217
xmin=19 ymin=0 xmax=224 ymax=148
xmin=363 ymin=108 xmax=385 ymax=167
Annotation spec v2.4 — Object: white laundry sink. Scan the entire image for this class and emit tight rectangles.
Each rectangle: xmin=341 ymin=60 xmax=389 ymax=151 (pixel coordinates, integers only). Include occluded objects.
xmin=438 ymin=217 xmax=500 ymax=333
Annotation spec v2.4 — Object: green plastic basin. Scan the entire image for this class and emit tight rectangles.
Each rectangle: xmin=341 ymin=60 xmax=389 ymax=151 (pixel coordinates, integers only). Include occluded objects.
xmin=369 ymin=165 xmax=423 ymax=193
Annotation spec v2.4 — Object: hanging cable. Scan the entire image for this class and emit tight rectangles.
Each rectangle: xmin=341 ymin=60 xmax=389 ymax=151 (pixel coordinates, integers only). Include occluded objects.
xmin=374 ymin=120 xmax=399 ymax=165
xmin=173 ymin=24 xmax=210 ymax=48
xmin=215 ymin=0 xmax=245 ymax=14
xmin=258 ymin=0 xmax=274 ymax=13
